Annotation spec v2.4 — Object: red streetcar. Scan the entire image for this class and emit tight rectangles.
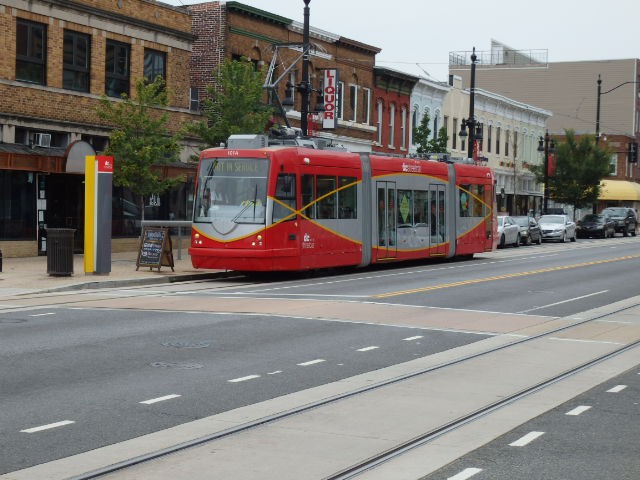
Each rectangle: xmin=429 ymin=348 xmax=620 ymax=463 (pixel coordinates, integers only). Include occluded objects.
xmin=189 ymin=135 xmax=497 ymax=272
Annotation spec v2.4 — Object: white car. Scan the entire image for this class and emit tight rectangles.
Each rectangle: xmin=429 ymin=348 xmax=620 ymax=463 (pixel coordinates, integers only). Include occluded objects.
xmin=538 ymin=214 xmax=577 ymax=242
xmin=497 ymin=216 xmax=521 ymax=248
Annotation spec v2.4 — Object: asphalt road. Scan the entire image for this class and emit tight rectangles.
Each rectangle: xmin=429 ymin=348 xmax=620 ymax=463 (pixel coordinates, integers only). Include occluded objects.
xmin=2 ymin=236 xmax=640 ymax=475
xmin=0 ymin=307 xmax=489 ymax=473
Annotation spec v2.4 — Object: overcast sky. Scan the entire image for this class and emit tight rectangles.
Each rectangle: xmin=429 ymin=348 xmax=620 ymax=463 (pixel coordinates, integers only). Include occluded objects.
xmin=166 ymin=0 xmax=639 ymax=82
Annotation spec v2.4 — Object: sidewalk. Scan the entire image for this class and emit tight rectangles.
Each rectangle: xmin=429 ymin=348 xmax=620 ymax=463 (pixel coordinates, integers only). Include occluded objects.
xmin=0 ymin=250 xmax=225 ymax=296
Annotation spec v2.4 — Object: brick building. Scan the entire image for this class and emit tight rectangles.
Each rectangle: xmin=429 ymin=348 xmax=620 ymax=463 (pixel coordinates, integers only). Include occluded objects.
xmin=372 ymin=67 xmax=418 ymax=155
xmin=188 ymin=1 xmax=380 ymax=151
xmin=0 ymin=0 xmax=200 ymax=257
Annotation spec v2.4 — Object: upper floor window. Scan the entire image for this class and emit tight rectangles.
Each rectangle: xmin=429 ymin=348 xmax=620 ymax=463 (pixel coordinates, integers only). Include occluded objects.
xmin=362 ymin=88 xmax=371 ymax=125
xmin=505 ymin=130 xmax=510 ymax=157
xmin=144 ymin=49 xmax=166 ymax=83
xmin=400 ymin=106 xmax=407 ymax=149
xmin=16 ymin=19 xmax=47 ymax=85
xmin=376 ymin=100 xmax=383 ymax=145
xmin=487 ymin=125 xmax=493 ymax=153
xmin=496 ymin=127 xmax=501 ymax=155
xmin=388 ymin=103 xmax=396 ymax=148
xmin=349 ymin=84 xmax=358 ymax=122
xmin=452 ymin=118 xmax=458 ymax=150
xmin=63 ymin=30 xmax=90 ymax=92
xmin=105 ymin=40 xmax=130 ymax=98
xmin=338 ymin=81 xmax=345 ymax=120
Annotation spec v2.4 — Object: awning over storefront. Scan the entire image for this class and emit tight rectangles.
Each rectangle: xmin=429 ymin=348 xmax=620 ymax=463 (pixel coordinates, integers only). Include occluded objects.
xmin=599 ymin=180 xmax=640 ymax=201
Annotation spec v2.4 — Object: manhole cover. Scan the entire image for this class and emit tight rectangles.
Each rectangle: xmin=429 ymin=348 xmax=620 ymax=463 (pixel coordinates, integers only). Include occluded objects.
xmin=150 ymin=362 xmax=204 ymax=370
xmin=161 ymin=341 xmax=211 ymax=349
xmin=0 ymin=319 xmax=27 ymax=324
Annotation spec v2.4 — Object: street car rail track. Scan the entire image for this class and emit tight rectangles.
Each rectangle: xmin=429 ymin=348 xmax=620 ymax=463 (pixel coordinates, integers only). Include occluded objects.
xmin=67 ymin=301 xmax=640 ymax=480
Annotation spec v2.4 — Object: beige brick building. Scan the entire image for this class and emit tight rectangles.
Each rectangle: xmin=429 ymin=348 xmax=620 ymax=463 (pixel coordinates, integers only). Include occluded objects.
xmin=0 ymin=0 xmax=201 ymax=257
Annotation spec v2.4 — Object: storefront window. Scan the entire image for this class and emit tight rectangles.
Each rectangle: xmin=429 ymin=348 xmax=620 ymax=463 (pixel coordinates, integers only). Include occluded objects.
xmin=0 ymin=171 xmax=37 ymax=240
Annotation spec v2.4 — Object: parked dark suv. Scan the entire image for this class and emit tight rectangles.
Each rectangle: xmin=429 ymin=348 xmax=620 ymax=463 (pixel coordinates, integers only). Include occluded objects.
xmin=600 ymin=207 xmax=637 ymax=236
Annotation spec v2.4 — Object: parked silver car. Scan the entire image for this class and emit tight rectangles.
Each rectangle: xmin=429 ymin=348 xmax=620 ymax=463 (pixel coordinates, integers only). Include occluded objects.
xmin=538 ymin=214 xmax=577 ymax=242
xmin=497 ymin=216 xmax=521 ymax=248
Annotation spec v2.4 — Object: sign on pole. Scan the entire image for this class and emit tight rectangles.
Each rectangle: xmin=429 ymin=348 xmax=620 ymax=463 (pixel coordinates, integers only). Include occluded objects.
xmin=323 ymin=69 xmax=339 ymax=129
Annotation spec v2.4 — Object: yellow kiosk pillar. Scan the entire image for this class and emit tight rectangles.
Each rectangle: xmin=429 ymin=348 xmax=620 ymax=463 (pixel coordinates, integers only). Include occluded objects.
xmin=84 ymin=156 xmax=113 ymax=274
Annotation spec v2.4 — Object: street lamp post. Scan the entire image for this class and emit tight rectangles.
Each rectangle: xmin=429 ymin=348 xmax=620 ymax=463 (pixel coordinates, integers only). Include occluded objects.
xmin=537 ymin=132 xmax=555 ymax=214
xmin=596 ymin=74 xmax=639 ymax=145
xmin=300 ymin=0 xmax=311 ymax=137
xmin=459 ymin=48 xmax=483 ymax=161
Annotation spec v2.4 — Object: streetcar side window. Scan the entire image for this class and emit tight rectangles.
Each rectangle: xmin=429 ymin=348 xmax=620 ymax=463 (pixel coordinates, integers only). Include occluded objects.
xmin=460 ymin=183 xmax=488 ymax=218
xmin=338 ymin=176 xmax=357 ymax=219
xmin=302 ymin=174 xmax=316 ymax=219
xmin=273 ymin=174 xmax=297 ymax=222
xmin=460 ymin=184 xmax=471 ymax=217
xmin=397 ymin=190 xmax=413 ymax=226
xmin=414 ymin=190 xmax=428 ymax=225
xmin=317 ymin=175 xmax=337 ymax=219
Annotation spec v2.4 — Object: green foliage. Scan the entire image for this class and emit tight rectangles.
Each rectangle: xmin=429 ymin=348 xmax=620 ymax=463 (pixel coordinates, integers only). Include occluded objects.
xmin=412 ymin=111 xmax=449 ymax=154
xmin=530 ymin=130 xmax=611 ymax=211
xmin=96 ymin=76 xmax=183 ymax=218
xmin=187 ymin=58 xmax=275 ymax=147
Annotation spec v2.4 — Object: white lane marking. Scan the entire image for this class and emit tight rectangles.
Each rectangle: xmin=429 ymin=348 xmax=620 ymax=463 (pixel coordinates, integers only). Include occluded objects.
xmin=403 ymin=335 xmax=424 ymax=341
xmin=566 ymin=405 xmax=592 ymax=416
xmin=357 ymin=346 xmax=379 ymax=352
xmin=447 ymin=468 xmax=483 ymax=480
xmin=21 ymin=420 xmax=75 ymax=433
xmin=509 ymin=431 xmax=545 ymax=447
xmin=228 ymin=375 xmax=260 ymax=383
xmin=29 ymin=312 xmax=56 ymax=317
xmin=549 ymin=337 xmax=624 ymax=345
xmin=607 ymin=385 xmax=627 ymax=393
xmin=297 ymin=359 xmax=326 ymax=366
xmin=139 ymin=394 xmax=181 ymax=405
xmin=267 ymin=370 xmax=282 ymax=375
xmin=518 ymin=290 xmax=608 ymax=313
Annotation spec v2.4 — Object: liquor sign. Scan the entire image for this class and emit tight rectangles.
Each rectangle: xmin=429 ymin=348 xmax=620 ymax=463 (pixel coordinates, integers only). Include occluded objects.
xmin=323 ymin=69 xmax=339 ymax=129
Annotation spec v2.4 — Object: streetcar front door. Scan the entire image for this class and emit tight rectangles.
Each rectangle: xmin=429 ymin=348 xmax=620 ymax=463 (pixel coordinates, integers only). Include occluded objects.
xmin=429 ymin=184 xmax=447 ymax=256
xmin=376 ymin=182 xmax=396 ymax=259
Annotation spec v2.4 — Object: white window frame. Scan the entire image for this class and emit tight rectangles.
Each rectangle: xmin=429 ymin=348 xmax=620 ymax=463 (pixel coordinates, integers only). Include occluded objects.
xmin=362 ymin=88 xmax=371 ymax=125
xmin=349 ymin=84 xmax=358 ymax=122
xmin=338 ymin=81 xmax=345 ymax=120
xmin=376 ymin=99 xmax=383 ymax=145
xmin=400 ymin=106 xmax=407 ymax=149
xmin=388 ymin=103 xmax=396 ymax=148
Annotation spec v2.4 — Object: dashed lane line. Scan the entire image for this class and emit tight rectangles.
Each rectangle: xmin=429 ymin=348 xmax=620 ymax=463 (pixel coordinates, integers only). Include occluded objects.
xmin=566 ymin=405 xmax=592 ymax=416
xmin=139 ymin=394 xmax=181 ymax=405
xmin=21 ymin=420 xmax=75 ymax=433
xmin=607 ymin=385 xmax=627 ymax=393
xmin=509 ymin=431 xmax=545 ymax=447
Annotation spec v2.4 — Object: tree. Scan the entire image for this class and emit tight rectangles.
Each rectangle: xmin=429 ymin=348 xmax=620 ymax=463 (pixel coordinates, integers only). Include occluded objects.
xmin=413 ymin=111 xmax=449 ymax=154
xmin=96 ymin=76 xmax=183 ymax=220
xmin=187 ymin=58 xmax=275 ymax=148
xmin=530 ymin=130 xmax=611 ymax=216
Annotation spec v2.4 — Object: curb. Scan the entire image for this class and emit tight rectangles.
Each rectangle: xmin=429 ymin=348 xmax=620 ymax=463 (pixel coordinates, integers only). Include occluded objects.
xmin=26 ymin=271 xmax=237 ymax=295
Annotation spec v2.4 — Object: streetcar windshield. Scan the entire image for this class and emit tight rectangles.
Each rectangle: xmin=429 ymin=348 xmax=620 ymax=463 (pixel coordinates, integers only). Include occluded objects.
xmin=194 ymin=157 xmax=269 ymax=224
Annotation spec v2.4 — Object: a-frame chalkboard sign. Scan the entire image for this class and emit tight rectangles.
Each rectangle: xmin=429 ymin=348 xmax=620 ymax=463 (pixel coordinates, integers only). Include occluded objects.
xmin=136 ymin=227 xmax=175 ymax=271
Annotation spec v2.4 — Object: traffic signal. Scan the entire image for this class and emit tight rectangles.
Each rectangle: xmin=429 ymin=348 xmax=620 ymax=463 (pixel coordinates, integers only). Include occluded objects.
xmin=628 ymin=142 xmax=638 ymax=163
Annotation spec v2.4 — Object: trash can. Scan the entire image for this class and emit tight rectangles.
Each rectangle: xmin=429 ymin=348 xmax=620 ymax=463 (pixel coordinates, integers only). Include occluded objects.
xmin=46 ymin=228 xmax=75 ymax=276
